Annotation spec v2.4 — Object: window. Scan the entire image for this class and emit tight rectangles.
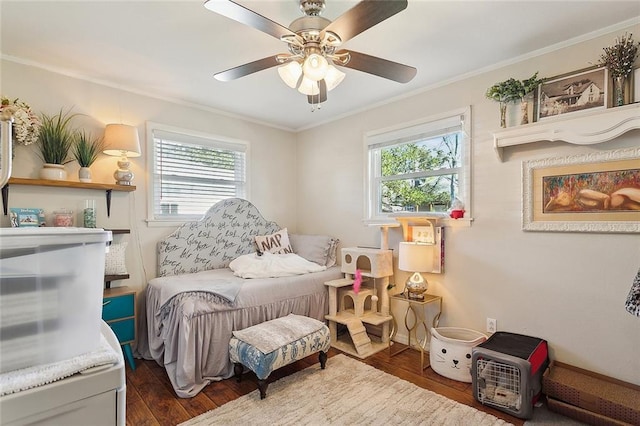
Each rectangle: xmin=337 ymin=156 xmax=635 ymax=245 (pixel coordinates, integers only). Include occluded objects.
xmin=365 ymin=107 xmax=470 ymax=221
xmin=147 ymin=122 xmax=248 ymax=222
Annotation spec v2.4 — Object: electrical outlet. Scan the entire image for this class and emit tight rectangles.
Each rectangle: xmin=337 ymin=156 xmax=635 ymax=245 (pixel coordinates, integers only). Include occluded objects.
xmin=486 ymin=318 xmax=497 ymax=333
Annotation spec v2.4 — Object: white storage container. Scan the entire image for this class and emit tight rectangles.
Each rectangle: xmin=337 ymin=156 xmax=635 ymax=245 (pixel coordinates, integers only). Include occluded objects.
xmin=430 ymin=327 xmax=487 ymax=383
xmin=0 ymin=227 xmax=112 ymax=373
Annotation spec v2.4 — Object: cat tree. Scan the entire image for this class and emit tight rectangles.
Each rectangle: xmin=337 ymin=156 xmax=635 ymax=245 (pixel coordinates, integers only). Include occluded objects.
xmin=324 ymin=246 xmax=394 ymax=358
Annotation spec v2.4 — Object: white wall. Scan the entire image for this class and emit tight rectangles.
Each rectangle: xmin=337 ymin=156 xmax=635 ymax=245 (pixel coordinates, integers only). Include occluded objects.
xmin=1 ymin=60 xmax=298 ymax=299
xmin=296 ymin=25 xmax=640 ymax=385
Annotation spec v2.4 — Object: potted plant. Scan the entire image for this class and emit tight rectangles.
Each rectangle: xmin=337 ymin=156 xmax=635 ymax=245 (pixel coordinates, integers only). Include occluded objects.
xmin=36 ymin=108 xmax=77 ymax=180
xmin=518 ymin=72 xmax=543 ymax=125
xmin=72 ymin=130 xmax=104 ymax=183
xmin=485 ymin=78 xmax=522 ymax=128
xmin=598 ymin=32 xmax=639 ymax=106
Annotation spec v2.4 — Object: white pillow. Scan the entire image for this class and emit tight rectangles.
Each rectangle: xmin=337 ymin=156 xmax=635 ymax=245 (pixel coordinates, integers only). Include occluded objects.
xmin=105 ymin=242 xmax=128 ymax=275
xmin=254 ymin=228 xmax=293 ymax=255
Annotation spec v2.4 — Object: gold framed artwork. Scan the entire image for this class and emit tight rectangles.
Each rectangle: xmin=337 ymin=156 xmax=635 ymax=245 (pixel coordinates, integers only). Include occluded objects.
xmin=522 ymin=147 xmax=640 ymax=233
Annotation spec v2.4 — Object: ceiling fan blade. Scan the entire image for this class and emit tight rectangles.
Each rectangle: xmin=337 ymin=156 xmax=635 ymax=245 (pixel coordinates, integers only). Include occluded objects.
xmin=322 ymin=0 xmax=407 ymax=44
xmin=308 ymin=80 xmax=327 ymax=104
xmin=337 ymin=49 xmax=416 ymax=83
xmin=204 ymin=0 xmax=297 ymax=41
xmin=214 ymin=55 xmax=281 ymax=81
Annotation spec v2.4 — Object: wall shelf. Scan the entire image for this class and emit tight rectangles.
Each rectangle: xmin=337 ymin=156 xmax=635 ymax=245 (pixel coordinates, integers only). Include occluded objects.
xmin=2 ymin=178 xmax=135 ymax=217
xmin=493 ymin=103 xmax=640 ymax=161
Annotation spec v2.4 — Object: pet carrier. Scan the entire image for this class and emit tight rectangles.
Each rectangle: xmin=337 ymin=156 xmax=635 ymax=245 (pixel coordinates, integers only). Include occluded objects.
xmin=471 ymin=332 xmax=549 ymax=419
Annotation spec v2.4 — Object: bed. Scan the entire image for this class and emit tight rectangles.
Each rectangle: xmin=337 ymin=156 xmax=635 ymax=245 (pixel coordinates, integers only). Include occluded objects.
xmin=137 ymin=198 xmax=342 ymax=398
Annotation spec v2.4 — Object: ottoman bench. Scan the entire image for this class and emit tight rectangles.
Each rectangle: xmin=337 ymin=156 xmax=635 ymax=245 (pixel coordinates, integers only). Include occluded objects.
xmin=229 ymin=313 xmax=330 ymax=399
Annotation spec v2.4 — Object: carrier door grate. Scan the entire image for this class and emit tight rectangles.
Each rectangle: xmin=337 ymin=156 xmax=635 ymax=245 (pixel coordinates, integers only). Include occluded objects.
xmin=476 ymin=359 xmax=522 ymax=411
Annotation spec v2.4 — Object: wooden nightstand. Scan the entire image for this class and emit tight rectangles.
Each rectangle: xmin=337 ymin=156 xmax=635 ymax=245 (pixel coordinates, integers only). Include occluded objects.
xmin=102 ymin=286 xmax=136 ymax=370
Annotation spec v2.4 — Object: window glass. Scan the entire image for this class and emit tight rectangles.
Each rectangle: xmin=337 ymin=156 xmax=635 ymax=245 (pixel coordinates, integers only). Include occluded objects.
xmin=366 ymin=108 xmax=470 ymax=219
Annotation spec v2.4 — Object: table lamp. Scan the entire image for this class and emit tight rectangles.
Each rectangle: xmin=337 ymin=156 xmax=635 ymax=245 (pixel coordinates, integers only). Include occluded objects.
xmin=398 ymin=242 xmax=434 ymax=300
xmin=103 ymin=124 xmax=141 ymax=186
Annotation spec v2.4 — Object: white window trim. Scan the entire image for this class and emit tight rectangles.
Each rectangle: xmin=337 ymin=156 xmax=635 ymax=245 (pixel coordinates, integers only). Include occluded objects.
xmin=145 ymin=121 xmax=251 ymax=227
xmin=363 ymin=106 xmax=472 ymax=226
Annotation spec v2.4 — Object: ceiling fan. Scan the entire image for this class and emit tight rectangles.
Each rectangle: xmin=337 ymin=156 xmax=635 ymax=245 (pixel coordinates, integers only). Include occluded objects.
xmin=204 ymin=0 xmax=417 ymax=106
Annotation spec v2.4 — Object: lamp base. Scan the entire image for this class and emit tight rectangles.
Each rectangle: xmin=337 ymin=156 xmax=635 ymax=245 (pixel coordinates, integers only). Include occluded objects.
xmin=114 ymin=158 xmax=134 ymax=186
xmin=405 ymin=272 xmax=428 ymax=300
xmin=407 ymin=290 xmax=426 ymax=300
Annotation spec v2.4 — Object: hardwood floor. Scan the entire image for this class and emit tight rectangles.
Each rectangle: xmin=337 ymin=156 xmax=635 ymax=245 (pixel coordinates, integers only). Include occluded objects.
xmin=126 ymin=347 xmax=524 ymax=426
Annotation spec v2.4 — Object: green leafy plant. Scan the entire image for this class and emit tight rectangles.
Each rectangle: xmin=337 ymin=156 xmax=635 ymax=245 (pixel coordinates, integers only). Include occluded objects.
xmin=36 ymin=108 xmax=77 ymax=165
xmin=72 ymin=130 xmax=104 ymax=167
xmin=485 ymin=78 xmax=523 ymax=104
xmin=486 ymin=73 xmax=544 ymax=127
xmin=520 ymin=72 xmax=543 ymax=100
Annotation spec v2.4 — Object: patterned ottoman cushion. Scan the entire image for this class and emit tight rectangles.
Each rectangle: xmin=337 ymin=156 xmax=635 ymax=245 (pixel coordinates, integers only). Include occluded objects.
xmin=229 ymin=314 xmax=330 ymax=380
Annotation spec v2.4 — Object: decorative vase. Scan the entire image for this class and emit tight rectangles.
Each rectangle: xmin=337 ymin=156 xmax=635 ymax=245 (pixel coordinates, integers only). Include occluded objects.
xmin=520 ymin=99 xmax=529 ymax=125
xmin=499 ymin=102 xmax=507 ymax=128
xmin=79 ymin=166 xmax=92 ymax=183
xmin=613 ymin=75 xmax=628 ymax=107
xmin=520 ymin=93 xmax=534 ymax=125
xmin=83 ymin=199 xmax=96 ymax=228
xmin=40 ymin=163 xmax=67 ymax=181
xmin=506 ymin=102 xmax=519 ymax=127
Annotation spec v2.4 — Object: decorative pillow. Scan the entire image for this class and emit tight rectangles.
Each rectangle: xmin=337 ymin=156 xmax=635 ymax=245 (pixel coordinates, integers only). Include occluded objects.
xmin=254 ymin=228 xmax=293 ymax=255
xmin=326 ymin=238 xmax=339 ymax=268
xmin=105 ymin=242 xmax=128 ymax=275
xmin=289 ymin=234 xmax=340 ymax=267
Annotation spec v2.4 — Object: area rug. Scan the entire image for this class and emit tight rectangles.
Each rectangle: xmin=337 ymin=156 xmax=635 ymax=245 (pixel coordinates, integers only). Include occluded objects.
xmin=180 ymin=354 xmax=512 ymax=425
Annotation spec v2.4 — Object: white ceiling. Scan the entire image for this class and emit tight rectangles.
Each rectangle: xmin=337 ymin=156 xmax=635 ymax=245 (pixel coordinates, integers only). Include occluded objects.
xmin=2 ymin=1 xmax=639 ymax=131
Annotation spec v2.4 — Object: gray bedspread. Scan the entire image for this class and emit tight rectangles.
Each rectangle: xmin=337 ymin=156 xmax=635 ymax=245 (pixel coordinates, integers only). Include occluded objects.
xmin=138 ymin=266 xmax=342 ymax=398
xmin=152 ymin=269 xmax=245 ymax=307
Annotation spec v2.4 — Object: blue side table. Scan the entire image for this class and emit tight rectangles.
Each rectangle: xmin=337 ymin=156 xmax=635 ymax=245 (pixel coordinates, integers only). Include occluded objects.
xmin=102 ymin=287 xmax=137 ymax=370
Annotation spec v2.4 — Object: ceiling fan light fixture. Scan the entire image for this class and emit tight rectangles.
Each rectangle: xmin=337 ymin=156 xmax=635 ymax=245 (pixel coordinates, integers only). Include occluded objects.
xmin=278 ymin=61 xmax=303 ymax=89
xmin=302 ymin=53 xmax=328 ymax=81
xmin=324 ymin=65 xmax=345 ymax=91
xmin=298 ymin=76 xmax=320 ymax=96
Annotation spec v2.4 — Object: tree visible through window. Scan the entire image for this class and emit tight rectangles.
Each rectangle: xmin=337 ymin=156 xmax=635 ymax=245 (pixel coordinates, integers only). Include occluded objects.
xmin=366 ymin=109 xmax=469 ymax=220
xmin=380 ymin=133 xmax=461 ymax=213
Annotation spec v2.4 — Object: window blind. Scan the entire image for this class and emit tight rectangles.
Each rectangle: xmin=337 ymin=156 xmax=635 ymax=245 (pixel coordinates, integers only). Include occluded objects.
xmin=152 ymin=128 xmax=246 ymax=219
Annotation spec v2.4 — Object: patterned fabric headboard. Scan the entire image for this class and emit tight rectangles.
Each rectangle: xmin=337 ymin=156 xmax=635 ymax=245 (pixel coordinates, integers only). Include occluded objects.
xmin=158 ymin=198 xmax=281 ymax=277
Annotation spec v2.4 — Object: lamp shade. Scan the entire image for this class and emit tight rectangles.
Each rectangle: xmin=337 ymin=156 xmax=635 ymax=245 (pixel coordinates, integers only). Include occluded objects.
xmin=302 ymin=53 xmax=328 ymax=81
xmin=277 ymin=61 xmax=302 ymax=89
xmin=324 ymin=65 xmax=345 ymax=91
xmin=398 ymin=242 xmax=434 ymax=273
xmin=298 ymin=76 xmax=320 ymax=96
xmin=103 ymin=124 xmax=141 ymax=157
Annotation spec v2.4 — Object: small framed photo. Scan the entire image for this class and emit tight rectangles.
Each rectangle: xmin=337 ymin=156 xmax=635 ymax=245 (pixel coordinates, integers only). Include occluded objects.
xmin=538 ymin=66 xmax=607 ymax=120
xmin=411 ymin=225 xmax=434 ymax=243
xmin=10 ymin=208 xmax=45 ymax=228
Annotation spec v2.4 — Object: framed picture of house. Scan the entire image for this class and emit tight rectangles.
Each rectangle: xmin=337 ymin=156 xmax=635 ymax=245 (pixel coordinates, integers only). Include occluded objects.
xmin=522 ymin=146 xmax=640 ymax=233
xmin=537 ymin=66 xmax=608 ymax=120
